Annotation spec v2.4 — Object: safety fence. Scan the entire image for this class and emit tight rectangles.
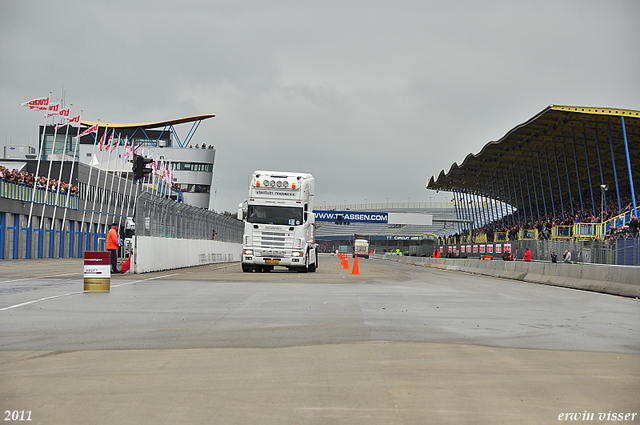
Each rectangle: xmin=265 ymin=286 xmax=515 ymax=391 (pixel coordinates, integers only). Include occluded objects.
xmin=134 ymin=191 xmax=243 ymax=243
xmin=1 ymin=180 xmax=79 ymax=209
xmin=434 ymin=236 xmax=640 ymax=266
xmin=1 ymin=181 xmax=243 ymax=260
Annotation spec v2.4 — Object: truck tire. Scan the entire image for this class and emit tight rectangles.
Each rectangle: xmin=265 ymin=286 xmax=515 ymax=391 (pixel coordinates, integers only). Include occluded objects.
xmin=241 ymin=263 xmax=253 ymax=273
xmin=298 ymin=256 xmax=309 ymax=273
xmin=309 ymin=251 xmax=317 ymax=272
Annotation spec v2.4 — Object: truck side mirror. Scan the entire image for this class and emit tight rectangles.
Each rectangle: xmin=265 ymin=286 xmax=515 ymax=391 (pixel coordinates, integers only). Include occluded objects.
xmin=237 ymin=203 xmax=244 ymax=220
xmin=306 ymin=212 xmax=315 ymax=224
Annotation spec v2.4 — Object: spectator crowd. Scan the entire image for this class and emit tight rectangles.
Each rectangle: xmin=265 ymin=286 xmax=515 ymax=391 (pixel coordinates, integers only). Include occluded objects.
xmin=0 ymin=165 xmax=79 ymax=196
xmin=449 ymin=187 xmax=640 ymax=243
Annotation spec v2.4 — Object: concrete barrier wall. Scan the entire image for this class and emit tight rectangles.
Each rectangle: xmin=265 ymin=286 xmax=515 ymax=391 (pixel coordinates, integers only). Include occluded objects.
xmin=375 ymin=255 xmax=640 ymax=298
xmin=133 ymin=236 xmax=241 ymax=274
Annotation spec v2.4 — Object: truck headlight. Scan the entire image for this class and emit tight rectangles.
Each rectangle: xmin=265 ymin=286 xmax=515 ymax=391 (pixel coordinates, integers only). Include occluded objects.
xmin=243 ymin=249 xmax=253 ymax=255
xmin=292 ymin=251 xmax=304 ymax=257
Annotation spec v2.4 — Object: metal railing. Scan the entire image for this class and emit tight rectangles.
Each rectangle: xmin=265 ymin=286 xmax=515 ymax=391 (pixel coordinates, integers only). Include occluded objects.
xmin=316 ymin=202 xmax=454 ymax=211
xmin=135 ymin=191 xmax=243 ymax=242
xmin=434 ymin=236 xmax=640 ymax=266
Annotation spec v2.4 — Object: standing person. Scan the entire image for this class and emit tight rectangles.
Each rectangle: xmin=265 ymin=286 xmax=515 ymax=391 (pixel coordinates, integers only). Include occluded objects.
xmin=524 ymin=248 xmax=532 ymax=262
xmin=629 ymin=215 xmax=639 ymax=238
xmin=107 ymin=223 xmax=121 ymax=274
xmin=551 ymin=251 xmax=558 ymax=263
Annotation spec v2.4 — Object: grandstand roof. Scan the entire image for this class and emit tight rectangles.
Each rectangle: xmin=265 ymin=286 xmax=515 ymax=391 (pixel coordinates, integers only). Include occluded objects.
xmin=81 ymin=114 xmax=215 ymax=129
xmin=427 ymin=105 xmax=640 ymax=209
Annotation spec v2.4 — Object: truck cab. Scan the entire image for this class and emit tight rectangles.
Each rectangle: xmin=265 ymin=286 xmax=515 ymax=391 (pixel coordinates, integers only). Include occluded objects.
xmin=239 ymin=171 xmax=318 ymax=273
xmin=353 ymin=235 xmax=370 ymax=259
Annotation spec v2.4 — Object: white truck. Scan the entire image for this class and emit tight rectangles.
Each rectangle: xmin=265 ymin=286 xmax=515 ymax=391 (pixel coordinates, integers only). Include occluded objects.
xmin=238 ymin=170 xmax=318 ymax=273
xmin=353 ymin=235 xmax=370 ymax=259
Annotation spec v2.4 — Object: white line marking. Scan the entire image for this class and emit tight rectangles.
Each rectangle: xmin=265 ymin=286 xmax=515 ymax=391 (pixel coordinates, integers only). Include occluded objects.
xmin=0 ymin=273 xmax=181 ymax=311
xmin=0 ymin=273 xmax=81 ymax=284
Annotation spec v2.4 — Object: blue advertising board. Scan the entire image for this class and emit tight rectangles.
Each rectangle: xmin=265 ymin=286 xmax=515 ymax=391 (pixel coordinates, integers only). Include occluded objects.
xmin=313 ymin=210 xmax=389 ymax=223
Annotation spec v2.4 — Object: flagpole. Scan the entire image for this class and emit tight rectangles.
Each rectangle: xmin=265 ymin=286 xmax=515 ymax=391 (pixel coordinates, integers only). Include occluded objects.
xmin=124 ymin=140 xmax=136 ymax=224
xmin=50 ymin=105 xmax=72 ymax=237
xmin=61 ymin=110 xmax=83 ymax=234
xmin=40 ymin=103 xmax=62 ymax=230
xmin=115 ymin=134 xmax=128 ymax=228
xmin=90 ymin=125 xmax=108 ymax=229
xmin=81 ymin=120 xmax=99 ymax=233
xmin=27 ymin=92 xmax=52 ymax=228
xmin=96 ymin=127 xmax=113 ymax=231
xmin=104 ymin=131 xmax=120 ymax=228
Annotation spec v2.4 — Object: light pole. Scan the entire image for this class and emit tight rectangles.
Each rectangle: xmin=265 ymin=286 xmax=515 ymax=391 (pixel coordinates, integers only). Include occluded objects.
xmin=600 ymin=184 xmax=608 ymax=231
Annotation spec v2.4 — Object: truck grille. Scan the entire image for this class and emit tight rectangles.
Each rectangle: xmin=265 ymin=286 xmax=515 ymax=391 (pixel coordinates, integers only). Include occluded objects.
xmin=256 ymin=231 xmax=293 ymax=250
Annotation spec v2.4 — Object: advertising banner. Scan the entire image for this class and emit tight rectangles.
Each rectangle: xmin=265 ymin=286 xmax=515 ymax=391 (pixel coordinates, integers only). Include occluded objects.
xmin=84 ymin=251 xmax=111 ymax=292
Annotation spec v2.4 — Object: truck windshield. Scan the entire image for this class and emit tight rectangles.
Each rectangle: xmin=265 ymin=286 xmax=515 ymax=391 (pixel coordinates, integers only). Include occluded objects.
xmin=247 ymin=205 xmax=304 ymax=226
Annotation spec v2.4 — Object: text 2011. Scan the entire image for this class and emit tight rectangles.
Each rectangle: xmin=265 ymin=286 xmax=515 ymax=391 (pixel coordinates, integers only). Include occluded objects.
xmin=4 ymin=411 xmax=32 ymax=421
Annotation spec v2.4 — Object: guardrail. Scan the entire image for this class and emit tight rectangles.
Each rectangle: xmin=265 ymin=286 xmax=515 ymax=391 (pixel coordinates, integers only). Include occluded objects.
xmin=317 ymin=202 xmax=453 ymax=211
xmin=1 ymin=180 xmax=79 ymax=209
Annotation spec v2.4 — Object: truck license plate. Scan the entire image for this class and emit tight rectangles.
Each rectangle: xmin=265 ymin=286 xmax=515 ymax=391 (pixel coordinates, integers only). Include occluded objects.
xmin=265 ymin=259 xmax=280 ymax=264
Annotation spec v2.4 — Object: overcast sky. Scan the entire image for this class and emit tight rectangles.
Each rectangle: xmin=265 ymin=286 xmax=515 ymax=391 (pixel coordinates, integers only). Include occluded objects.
xmin=1 ymin=1 xmax=639 ymax=212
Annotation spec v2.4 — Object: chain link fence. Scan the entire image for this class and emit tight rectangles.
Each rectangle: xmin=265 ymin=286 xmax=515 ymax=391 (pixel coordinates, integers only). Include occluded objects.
xmin=134 ymin=191 xmax=243 ymax=243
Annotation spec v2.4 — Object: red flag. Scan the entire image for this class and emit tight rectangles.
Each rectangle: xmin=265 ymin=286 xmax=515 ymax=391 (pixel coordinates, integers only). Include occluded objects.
xmin=57 ymin=114 xmax=81 ymax=129
xmin=121 ymin=255 xmax=131 ymax=273
xmin=111 ymin=134 xmax=120 ymax=152
xmin=18 ymin=96 xmax=50 ymax=110
xmin=55 ymin=109 xmax=73 ymax=129
xmin=78 ymin=123 xmax=98 ymax=138
xmin=46 ymin=103 xmax=60 ymax=117
xmin=99 ymin=129 xmax=107 ymax=151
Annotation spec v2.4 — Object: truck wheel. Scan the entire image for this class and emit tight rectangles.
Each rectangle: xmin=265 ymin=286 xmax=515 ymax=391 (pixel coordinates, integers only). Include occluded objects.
xmin=242 ymin=264 xmax=253 ymax=273
xmin=309 ymin=260 xmax=316 ymax=273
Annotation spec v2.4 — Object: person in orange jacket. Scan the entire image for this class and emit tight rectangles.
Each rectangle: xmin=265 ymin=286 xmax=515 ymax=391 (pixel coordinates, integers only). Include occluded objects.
xmin=523 ymin=248 xmax=532 ymax=262
xmin=107 ymin=223 xmax=121 ymax=273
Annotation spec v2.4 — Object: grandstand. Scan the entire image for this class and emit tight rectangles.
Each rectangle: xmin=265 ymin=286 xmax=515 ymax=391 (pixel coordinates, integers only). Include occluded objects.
xmin=426 ymin=105 xmax=640 ymax=265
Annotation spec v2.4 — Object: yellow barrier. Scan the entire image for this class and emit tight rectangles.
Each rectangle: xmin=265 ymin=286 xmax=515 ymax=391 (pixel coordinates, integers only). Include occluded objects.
xmin=551 ymin=225 xmax=573 ymax=240
xmin=474 ymin=234 xmax=488 ymax=243
xmin=573 ymin=223 xmax=598 ymax=239
xmin=494 ymin=232 xmax=508 ymax=242
xmin=518 ymin=229 xmax=538 ymax=240
xmin=1 ymin=181 xmax=79 ymax=209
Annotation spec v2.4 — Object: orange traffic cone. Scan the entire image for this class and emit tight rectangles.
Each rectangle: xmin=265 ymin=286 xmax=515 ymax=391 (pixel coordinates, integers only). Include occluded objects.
xmin=343 ymin=256 xmax=350 ymax=270
xmin=351 ymin=255 xmax=360 ymax=275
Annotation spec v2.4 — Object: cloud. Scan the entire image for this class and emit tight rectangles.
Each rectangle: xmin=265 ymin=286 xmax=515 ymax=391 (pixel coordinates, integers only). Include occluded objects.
xmin=2 ymin=0 xmax=639 ymax=212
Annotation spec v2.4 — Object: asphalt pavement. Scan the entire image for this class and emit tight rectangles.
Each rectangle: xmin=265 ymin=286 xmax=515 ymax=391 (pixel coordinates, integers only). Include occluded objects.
xmin=1 ymin=255 xmax=638 ymax=424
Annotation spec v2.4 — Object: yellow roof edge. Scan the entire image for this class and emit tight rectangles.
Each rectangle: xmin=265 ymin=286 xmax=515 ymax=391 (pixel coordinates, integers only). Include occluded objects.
xmin=80 ymin=114 xmax=215 ymax=129
xmin=551 ymin=105 xmax=640 ymax=118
